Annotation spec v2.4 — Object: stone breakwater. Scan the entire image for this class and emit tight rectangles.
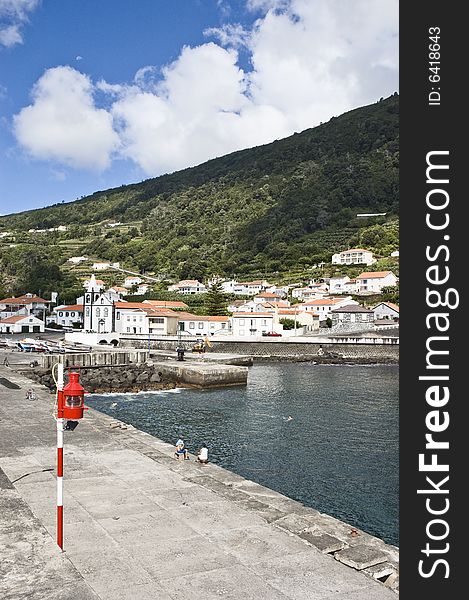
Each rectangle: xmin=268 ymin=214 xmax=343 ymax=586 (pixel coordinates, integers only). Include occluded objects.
xmin=22 ymin=364 xmax=175 ymax=394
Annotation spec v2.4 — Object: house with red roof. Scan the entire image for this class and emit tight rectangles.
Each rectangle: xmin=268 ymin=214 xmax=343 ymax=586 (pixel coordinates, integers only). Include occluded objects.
xmin=0 ymin=314 xmax=45 ymax=334
xmin=0 ymin=293 xmax=49 ymax=319
xmin=299 ymin=297 xmax=358 ymax=321
xmin=356 ymin=271 xmax=398 ymax=294
xmin=52 ymin=305 xmax=84 ymax=328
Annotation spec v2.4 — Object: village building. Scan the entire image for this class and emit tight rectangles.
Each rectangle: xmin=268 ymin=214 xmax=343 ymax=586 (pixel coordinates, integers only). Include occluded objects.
xmin=124 ymin=276 xmax=143 ymax=288
xmin=177 ymin=313 xmax=230 ymax=337
xmin=52 ymin=305 xmax=84 ymax=328
xmin=356 ymin=271 xmax=398 ymax=295
xmin=107 ymin=286 xmax=128 ymax=298
xmin=299 ymin=297 xmax=358 ymax=321
xmin=332 ymin=248 xmax=376 ymax=266
xmin=328 ymin=275 xmax=352 ymax=295
xmin=0 ymin=294 xmax=49 ymax=320
xmin=0 ymin=314 xmax=45 ymax=334
xmin=373 ymin=302 xmax=400 ymax=321
xmin=92 ymin=262 xmax=111 ymax=271
xmin=330 ymin=305 xmax=375 ymax=329
xmin=143 ymin=300 xmax=189 ymax=310
xmin=238 ymin=280 xmax=271 ymax=296
xmin=342 ymin=279 xmax=359 ymax=295
xmin=231 ymin=312 xmax=278 ymax=337
xmin=254 ymin=292 xmax=286 ymax=304
xmin=167 ymin=280 xmax=207 ymax=294
xmin=67 ymin=256 xmax=87 ymax=264
xmin=291 ymin=285 xmax=329 ymax=300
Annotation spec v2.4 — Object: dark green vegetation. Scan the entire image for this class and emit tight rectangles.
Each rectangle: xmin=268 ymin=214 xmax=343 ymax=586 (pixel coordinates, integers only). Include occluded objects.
xmin=0 ymin=94 xmax=398 ymax=297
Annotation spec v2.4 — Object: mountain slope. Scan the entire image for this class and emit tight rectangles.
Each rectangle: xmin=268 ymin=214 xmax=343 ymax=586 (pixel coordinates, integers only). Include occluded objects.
xmin=0 ymin=94 xmax=398 ymax=286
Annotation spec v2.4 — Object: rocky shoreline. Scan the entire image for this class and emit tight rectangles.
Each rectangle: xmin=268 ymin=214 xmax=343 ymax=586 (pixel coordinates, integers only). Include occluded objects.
xmin=21 ymin=364 xmax=177 ymax=394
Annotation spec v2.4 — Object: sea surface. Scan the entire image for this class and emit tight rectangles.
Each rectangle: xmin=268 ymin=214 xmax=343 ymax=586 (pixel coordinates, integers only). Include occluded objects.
xmin=88 ymin=363 xmax=399 ymax=546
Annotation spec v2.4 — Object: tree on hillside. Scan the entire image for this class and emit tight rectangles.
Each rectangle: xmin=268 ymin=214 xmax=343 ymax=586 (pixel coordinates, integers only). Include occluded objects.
xmin=204 ymin=282 xmax=227 ymax=316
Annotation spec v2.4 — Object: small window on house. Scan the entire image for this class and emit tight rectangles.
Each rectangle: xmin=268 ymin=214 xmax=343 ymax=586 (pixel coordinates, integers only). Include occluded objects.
xmin=104 ymin=308 xmax=109 ymax=317
xmin=198 ymin=322 xmax=204 ymax=329
xmin=85 ymin=308 xmax=90 ymax=317
xmin=189 ymin=322 xmax=195 ymax=329
xmin=239 ymin=319 xmax=245 ymax=325
xmin=96 ymin=308 xmax=100 ymax=317
xmin=116 ymin=312 xmax=120 ymax=320
xmin=65 ymin=312 xmax=69 ymax=317
xmin=59 ymin=312 xmax=63 ymax=317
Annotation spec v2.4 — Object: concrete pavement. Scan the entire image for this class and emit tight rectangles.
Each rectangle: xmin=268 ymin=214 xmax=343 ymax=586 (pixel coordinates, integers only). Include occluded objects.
xmin=0 ymin=365 xmax=399 ymax=599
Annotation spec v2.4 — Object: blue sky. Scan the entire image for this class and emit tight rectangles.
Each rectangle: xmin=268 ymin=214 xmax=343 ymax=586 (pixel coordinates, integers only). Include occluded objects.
xmin=0 ymin=0 xmax=398 ymax=216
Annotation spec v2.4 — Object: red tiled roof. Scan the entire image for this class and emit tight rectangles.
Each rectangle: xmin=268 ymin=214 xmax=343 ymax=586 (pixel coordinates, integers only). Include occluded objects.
xmin=356 ymin=271 xmax=393 ymax=279
xmin=232 ymin=312 xmax=274 ymax=318
xmin=55 ymin=305 xmax=84 ymax=312
xmin=0 ymin=315 xmax=31 ymax=323
xmin=143 ymin=300 xmax=189 ymax=309
xmin=177 ymin=312 xmax=229 ymax=321
xmin=0 ymin=295 xmax=48 ymax=304
xmin=302 ymin=298 xmax=343 ymax=306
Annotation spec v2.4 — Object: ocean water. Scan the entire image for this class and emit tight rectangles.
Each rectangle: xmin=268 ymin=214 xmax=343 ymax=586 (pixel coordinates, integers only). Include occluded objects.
xmin=88 ymin=363 xmax=399 ymax=546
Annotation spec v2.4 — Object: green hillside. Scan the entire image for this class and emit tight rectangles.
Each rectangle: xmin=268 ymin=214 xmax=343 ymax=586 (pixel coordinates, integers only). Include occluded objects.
xmin=0 ymin=94 xmax=399 ymax=298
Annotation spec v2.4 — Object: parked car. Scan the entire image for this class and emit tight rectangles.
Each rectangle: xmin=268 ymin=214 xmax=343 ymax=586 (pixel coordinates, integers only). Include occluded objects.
xmin=262 ymin=332 xmax=282 ymax=337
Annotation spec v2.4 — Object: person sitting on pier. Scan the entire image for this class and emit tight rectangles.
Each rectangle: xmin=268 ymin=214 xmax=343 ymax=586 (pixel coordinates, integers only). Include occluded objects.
xmin=196 ymin=443 xmax=208 ymax=465
xmin=175 ymin=436 xmax=189 ymax=460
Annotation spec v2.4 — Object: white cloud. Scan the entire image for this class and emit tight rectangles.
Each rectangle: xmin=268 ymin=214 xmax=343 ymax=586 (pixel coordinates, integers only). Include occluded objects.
xmin=13 ymin=66 xmax=120 ymax=170
xmin=0 ymin=0 xmax=40 ymax=47
xmin=12 ymin=0 xmax=398 ymax=176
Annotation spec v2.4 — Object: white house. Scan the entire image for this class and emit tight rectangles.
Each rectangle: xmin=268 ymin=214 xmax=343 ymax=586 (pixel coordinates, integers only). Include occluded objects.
xmin=328 ymin=276 xmax=351 ymax=295
xmin=291 ymin=286 xmax=329 ymax=301
xmin=330 ymin=305 xmax=375 ymax=328
xmin=231 ymin=312 xmax=278 ymax=337
xmin=0 ymin=314 xmax=44 ymax=334
xmin=177 ymin=313 xmax=230 ymax=336
xmin=67 ymin=256 xmax=87 ymax=264
xmin=356 ymin=271 xmax=398 ymax=295
xmin=254 ymin=292 xmax=287 ymax=304
xmin=108 ymin=286 xmax=128 ymax=298
xmin=300 ymin=297 xmax=358 ymax=321
xmin=115 ymin=303 xmax=179 ymax=336
xmin=167 ymin=280 xmax=207 ymax=294
xmin=332 ymin=248 xmax=376 ymax=266
xmin=373 ymin=302 xmax=400 ymax=321
xmin=124 ymin=276 xmax=143 ymax=288
xmin=134 ymin=284 xmax=150 ymax=295
xmin=237 ymin=280 xmax=270 ymax=296
xmin=92 ymin=262 xmax=110 ymax=271
xmin=53 ymin=305 xmax=84 ymax=328
xmin=342 ymin=279 xmax=359 ymax=295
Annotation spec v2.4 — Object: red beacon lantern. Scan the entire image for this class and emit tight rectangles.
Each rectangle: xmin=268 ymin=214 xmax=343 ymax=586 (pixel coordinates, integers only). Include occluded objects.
xmin=62 ymin=371 xmax=86 ymax=421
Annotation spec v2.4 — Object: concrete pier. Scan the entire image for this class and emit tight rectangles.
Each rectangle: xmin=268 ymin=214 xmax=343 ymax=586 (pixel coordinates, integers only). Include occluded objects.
xmin=153 ymin=359 xmax=248 ymax=388
xmin=0 ymin=365 xmax=399 ymax=599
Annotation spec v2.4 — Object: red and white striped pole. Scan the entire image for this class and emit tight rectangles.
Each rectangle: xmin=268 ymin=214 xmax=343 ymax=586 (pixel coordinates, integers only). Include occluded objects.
xmin=56 ymin=363 xmax=64 ymax=551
